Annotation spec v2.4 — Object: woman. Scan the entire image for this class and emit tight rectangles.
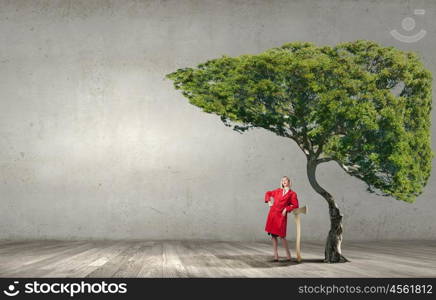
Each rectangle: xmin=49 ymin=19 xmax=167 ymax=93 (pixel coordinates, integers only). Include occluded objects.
xmin=264 ymin=176 xmax=299 ymax=262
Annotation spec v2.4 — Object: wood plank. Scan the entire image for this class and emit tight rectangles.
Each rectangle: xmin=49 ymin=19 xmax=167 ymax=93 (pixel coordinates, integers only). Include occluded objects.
xmin=112 ymin=241 xmax=159 ymax=278
xmin=0 ymin=241 xmax=91 ymax=277
xmin=162 ymin=241 xmax=189 ymax=278
xmin=83 ymin=241 xmax=141 ymax=278
xmin=0 ymin=240 xmax=435 ymax=278
xmin=136 ymin=241 xmax=163 ymax=277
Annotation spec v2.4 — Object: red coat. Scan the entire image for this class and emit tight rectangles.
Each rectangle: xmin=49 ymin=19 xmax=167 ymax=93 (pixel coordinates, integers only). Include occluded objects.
xmin=264 ymin=188 xmax=299 ymax=238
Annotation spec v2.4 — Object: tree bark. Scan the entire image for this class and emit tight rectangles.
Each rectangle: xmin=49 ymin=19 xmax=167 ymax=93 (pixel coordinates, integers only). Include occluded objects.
xmin=306 ymin=157 xmax=349 ymax=263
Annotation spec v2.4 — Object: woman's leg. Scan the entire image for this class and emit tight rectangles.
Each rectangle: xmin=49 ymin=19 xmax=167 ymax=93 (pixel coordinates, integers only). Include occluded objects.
xmin=281 ymin=237 xmax=292 ymax=260
xmin=272 ymin=236 xmax=279 ymax=260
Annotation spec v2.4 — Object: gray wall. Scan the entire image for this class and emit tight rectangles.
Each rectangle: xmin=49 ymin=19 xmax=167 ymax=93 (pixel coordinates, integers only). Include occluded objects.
xmin=0 ymin=0 xmax=435 ymax=241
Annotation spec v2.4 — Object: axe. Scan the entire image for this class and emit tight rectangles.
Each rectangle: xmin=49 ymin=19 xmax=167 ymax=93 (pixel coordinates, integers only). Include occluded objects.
xmin=292 ymin=205 xmax=307 ymax=263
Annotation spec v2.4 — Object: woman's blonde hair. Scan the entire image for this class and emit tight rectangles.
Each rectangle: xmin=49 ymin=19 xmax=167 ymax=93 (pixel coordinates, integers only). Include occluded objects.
xmin=281 ymin=176 xmax=291 ymax=188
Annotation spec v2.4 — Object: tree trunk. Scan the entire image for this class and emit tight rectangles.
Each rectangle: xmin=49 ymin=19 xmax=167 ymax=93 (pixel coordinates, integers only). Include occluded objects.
xmin=306 ymin=157 xmax=349 ymax=263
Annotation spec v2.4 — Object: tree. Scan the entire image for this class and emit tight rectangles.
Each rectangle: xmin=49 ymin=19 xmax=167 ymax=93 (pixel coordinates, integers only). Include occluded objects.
xmin=165 ymin=40 xmax=433 ymax=263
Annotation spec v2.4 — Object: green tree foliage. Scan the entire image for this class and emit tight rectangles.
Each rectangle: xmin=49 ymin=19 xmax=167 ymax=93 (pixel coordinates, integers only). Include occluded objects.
xmin=166 ymin=40 xmax=433 ymax=203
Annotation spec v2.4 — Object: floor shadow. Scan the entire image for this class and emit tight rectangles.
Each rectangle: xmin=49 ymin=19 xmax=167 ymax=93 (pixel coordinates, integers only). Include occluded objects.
xmin=295 ymin=258 xmax=326 ymax=263
xmin=218 ymin=255 xmax=294 ymax=268
xmin=181 ymin=254 xmax=326 ymax=269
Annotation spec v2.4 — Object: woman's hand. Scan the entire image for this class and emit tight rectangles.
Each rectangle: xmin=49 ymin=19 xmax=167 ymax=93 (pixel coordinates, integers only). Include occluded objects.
xmin=268 ymin=200 xmax=273 ymax=207
xmin=282 ymin=208 xmax=287 ymax=216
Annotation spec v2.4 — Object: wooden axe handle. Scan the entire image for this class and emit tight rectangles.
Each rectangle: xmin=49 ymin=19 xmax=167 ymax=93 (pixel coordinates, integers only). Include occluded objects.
xmin=294 ymin=214 xmax=302 ymax=262
xmin=292 ymin=205 xmax=307 ymax=215
xmin=293 ymin=205 xmax=306 ymax=262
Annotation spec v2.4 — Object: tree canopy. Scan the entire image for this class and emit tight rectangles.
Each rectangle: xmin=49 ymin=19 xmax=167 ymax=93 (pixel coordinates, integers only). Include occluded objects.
xmin=166 ymin=40 xmax=433 ymax=203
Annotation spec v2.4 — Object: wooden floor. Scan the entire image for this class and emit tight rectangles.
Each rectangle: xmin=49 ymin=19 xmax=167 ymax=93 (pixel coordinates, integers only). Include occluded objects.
xmin=0 ymin=240 xmax=435 ymax=277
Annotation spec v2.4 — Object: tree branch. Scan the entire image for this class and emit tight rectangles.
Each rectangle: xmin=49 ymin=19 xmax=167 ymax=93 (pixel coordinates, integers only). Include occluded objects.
xmin=287 ymin=126 xmax=310 ymax=157
xmin=316 ymin=157 xmax=333 ymax=164
xmin=301 ymin=126 xmax=314 ymax=156
xmin=333 ymin=160 xmax=363 ymax=179
xmin=314 ymin=143 xmax=323 ymax=157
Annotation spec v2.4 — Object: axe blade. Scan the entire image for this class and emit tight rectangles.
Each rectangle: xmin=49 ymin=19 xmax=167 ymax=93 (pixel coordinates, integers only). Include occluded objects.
xmin=292 ymin=205 xmax=307 ymax=215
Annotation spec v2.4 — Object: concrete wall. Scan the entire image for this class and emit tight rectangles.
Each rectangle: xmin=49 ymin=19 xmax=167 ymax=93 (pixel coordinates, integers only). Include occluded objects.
xmin=0 ymin=0 xmax=435 ymax=241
